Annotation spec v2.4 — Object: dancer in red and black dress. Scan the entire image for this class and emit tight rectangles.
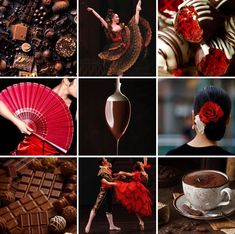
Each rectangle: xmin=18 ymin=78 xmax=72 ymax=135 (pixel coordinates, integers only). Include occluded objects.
xmin=114 ymin=158 xmax=152 ymax=231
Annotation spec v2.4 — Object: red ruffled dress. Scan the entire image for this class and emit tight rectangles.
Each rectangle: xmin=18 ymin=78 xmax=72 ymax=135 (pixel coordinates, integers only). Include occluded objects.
xmin=115 ymin=171 xmax=152 ymax=217
xmin=12 ymin=135 xmax=60 ymax=155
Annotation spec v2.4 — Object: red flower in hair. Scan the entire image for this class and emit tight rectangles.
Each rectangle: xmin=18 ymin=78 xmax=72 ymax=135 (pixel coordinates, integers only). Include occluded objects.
xmin=199 ymin=101 xmax=224 ymax=124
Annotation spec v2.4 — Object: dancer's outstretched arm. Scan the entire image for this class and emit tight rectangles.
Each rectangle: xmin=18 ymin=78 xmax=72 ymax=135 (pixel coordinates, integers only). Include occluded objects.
xmin=0 ymin=101 xmax=32 ymax=135
xmin=102 ymin=178 xmax=117 ymax=186
xmin=135 ymin=0 xmax=142 ymax=24
xmin=117 ymin=171 xmax=134 ymax=177
xmin=87 ymin=7 xmax=108 ymax=29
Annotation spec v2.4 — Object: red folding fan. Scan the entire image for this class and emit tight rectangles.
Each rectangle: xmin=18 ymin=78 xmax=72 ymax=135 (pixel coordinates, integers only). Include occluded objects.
xmin=0 ymin=82 xmax=74 ymax=153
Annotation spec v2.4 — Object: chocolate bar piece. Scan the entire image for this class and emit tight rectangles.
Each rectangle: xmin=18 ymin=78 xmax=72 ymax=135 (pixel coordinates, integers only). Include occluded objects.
xmin=15 ymin=169 xmax=64 ymax=203
xmin=0 ymin=190 xmax=54 ymax=234
xmin=0 ymin=176 xmax=12 ymax=193
xmin=11 ymin=23 xmax=28 ymax=41
xmin=3 ymin=158 xmax=33 ymax=177
xmin=19 ymin=211 xmax=49 ymax=234
xmin=13 ymin=53 xmax=34 ymax=72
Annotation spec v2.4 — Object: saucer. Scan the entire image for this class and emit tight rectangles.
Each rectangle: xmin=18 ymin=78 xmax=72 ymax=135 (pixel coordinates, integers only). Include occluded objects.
xmin=173 ymin=194 xmax=235 ymax=220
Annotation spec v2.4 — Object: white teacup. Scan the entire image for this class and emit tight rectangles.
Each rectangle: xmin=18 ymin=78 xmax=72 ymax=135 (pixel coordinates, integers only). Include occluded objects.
xmin=182 ymin=170 xmax=233 ymax=211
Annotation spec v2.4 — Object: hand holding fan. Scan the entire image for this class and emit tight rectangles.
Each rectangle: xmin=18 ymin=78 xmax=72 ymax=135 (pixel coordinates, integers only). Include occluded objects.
xmin=0 ymin=82 xmax=74 ymax=154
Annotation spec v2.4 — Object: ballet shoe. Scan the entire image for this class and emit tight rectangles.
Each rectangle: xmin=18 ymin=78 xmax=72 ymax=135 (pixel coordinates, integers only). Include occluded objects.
xmin=139 ymin=222 xmax=144 ymax=231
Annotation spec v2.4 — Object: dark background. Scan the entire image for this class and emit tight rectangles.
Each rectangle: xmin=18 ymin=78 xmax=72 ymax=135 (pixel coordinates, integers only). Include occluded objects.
xmin=79 ymin=0 xmax=156 ymax=76
xmin=79 ymin=79 xmax=156 ymax=155
xmin=0 ymin=79 xmax=77 ymax=155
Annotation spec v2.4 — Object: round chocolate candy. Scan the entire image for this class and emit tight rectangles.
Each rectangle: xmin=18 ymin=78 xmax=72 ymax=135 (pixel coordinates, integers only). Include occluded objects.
xmin=42 ymin=0 xmax=52 ymax=6
xmin=21 ymin=43 xmax=31 ymax=53
xmin=158 ymin=27 xmax=191 ymax=71
xmin=48 ymin=216 xmax=66 ymax=234
xmin=60 ymin=161 xmax=76 ymax=177
xmin=53 ymin=197 xmax=69 ymax=213
xmin=174 ymin=0 xmax=222 ymax=43
xmin=64 ymin=191 xmax=77 ymax=204
xmin=55 ymin=36 xmax=76 ymax=58
xmin=62 ymin=206 xmax=77 ymax=224
xmin=0 ymin=59 xmax=7 ymax=71
xmin=52 ymin=1 xmax=70 ymax=13
xmin=54 ymin=62 xmax=63 ymax=71
xmin=0 ymin=191 xmax=15 ymax=206
xmin=195 ymin=37 xmax=235 ymax=76
xmin=43 ymin=49 xmax=52 ymax=58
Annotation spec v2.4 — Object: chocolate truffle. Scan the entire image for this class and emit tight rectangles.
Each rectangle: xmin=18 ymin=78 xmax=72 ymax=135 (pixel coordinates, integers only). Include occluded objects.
xmin=60 ymin=161 xmax=76 ymax=177
xmin=53 ymin=197 xmax=69 ymax=213
xmin=0 ymin=59 xmax=6 ymax=71
xmin=54 ymin=62 xmax=63 ymax=71
xmin=62 ymin=206 xmax=77 ymax=224
xmin=195 ymin=37 xmax=235 ymax=76
xmin=55 ymin=36 xmax=76 ymax=58
xmin=158 ymin=27 xmax=191 ymax=71
xmin=52 ymin=0 xmax=69 ymax=13
xmin=48 ymin=216 xmax=66 ymax=234
xmin=174 ymin=0 xmax=222 ymax=43
xmin=0 ymin=191 xmax=15 ymax=206
xmin=43 ymin=49 xmax=52 ymax=58
xmin=209 ymin=0 xmax=235 ymax=14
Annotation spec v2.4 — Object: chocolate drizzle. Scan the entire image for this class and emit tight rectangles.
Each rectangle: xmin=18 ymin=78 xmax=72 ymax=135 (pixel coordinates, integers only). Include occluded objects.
xmin=158 ymin=27 xmax=190 ymax=70
xmin=225 ymin=16 xmax=235 ymax=48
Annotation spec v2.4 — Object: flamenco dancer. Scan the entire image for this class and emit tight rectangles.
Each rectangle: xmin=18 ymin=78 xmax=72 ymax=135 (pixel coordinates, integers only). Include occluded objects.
xmin=85 ymin=158 xmax=121 ymax=233
xmin=114 ymin=157 xmax=152 ymax=231
xmin=87 ymin=0 xmax=152 ymax=76
xmin=0 ymin=78 xmax=77 ymax=155
xmin=167 ymin=86 xmax=232 ymax=155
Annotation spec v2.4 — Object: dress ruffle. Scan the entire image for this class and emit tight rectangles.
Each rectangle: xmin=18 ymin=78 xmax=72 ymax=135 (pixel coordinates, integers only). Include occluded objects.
xmin=12 ymin=135 xmax=60 ymax=155
xmin=115 ymin=179 xmax=152 ymax=217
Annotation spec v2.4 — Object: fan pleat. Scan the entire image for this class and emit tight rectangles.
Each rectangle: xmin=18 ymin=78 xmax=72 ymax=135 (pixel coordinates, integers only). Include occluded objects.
xmin=0 ymin=83 xmax=74 ymax=153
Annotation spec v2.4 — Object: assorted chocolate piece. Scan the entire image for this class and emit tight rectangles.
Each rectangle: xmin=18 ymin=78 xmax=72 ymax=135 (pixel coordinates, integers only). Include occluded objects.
xmin=0 ymin=190 xmax=54 ymax=234
xmin=158 ymin=27 xmax=191 ymax=71
xmin=3 ymin=158 xmax=33 ymax=177
xmin=0 ymin=0 xmax=77 ymax=76
xmin=15 ymin=169 xmax=64 ymax=203
xmin=0 ymin=158 xmax=77 ymax=234
xmin=19 ymin=211 xmax=49 ymax=234
xmin=159 ymin=0 xmax=235 ymax=76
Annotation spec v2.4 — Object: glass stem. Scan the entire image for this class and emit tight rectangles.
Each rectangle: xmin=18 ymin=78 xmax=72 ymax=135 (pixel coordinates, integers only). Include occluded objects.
xmin=116 ymin=139 xmax=119 ymax=155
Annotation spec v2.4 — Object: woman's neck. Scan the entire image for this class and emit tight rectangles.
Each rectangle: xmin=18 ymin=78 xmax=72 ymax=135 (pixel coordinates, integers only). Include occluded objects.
xmin=52 ymin=84 xmax=72 ymax=108
xmin=187 ymin=133 xmax=217 ymax=148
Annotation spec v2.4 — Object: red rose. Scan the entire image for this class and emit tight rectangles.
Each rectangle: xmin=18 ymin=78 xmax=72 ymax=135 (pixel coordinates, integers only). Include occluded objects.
xmin=199 ymin=101 xmax=224 ymax=124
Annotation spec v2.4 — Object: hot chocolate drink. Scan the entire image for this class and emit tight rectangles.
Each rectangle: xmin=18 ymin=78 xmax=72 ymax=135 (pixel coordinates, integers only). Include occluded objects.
xmin=183 ymin=171 xmax=227 ymax=188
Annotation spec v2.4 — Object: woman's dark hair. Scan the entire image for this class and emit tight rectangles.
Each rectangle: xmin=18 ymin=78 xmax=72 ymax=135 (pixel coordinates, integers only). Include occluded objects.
xmin=105 ymin=9 xmax=115 ymax=24
xmin=193 ymin=86 xmax=231 ymax=141
xmin=133 ymin=162 xmax=141 ymax=172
